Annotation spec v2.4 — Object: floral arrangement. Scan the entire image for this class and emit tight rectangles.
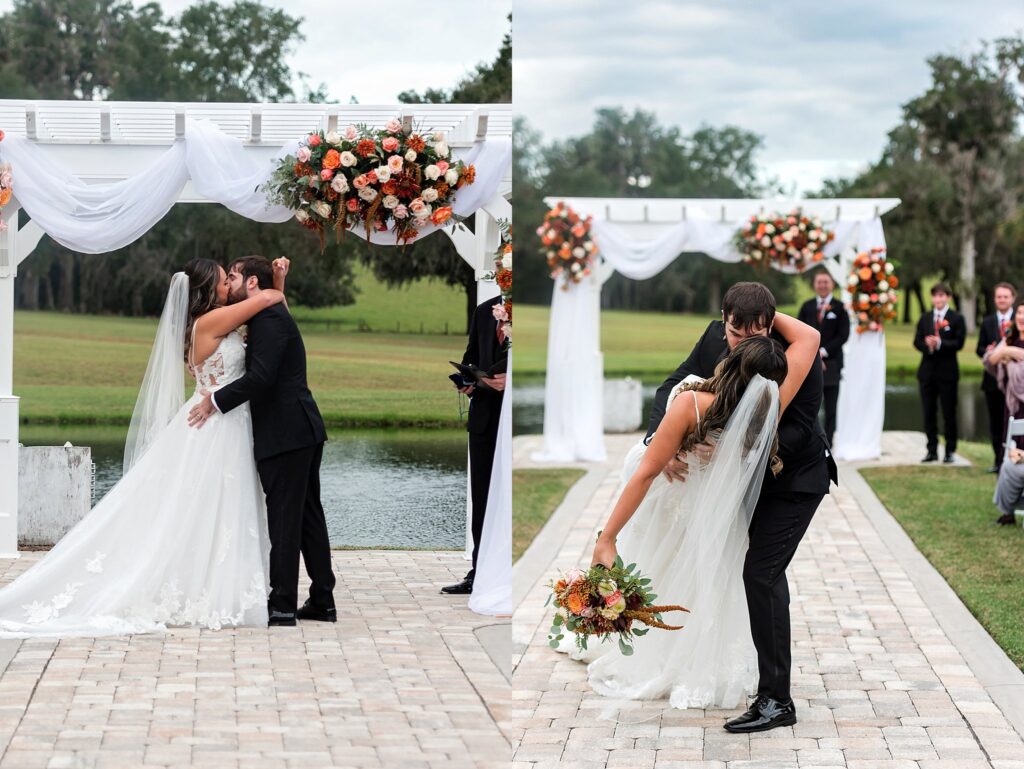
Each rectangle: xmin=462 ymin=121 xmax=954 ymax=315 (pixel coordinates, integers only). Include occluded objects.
xmin=264 ymin=120 xmax=476 ymax=249
xmin=847 ymin=247 xmax=899 ymax=333
xmin=538 ymin=202 xmax=597 ymax=288
xmin=735 ymin=208 xmax=834 ymax=271
xmin=487 ymin=219 xmax=512 ymax=349
xmin=546 ymin=556 xmax=688 ymax=656
xmin=0 ymin=131 xmax=11 ymax=233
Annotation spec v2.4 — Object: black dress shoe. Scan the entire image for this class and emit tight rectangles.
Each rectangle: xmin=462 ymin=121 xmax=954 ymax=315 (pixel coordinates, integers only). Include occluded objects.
xmin=440 ymin=576 xmax=474 ymax=595
xmin=268 ymin=610 xmax=296 ymax=627
xmin=943 ymin=453 xmax=956 ymax=464
xmin=296 ymin=600 xmax=337 ymax=622
xmin=996 ymin=513 xmax=1016 ymax=525
xmin=922 ymin=452 xmax=938 ymax=463
xmin=724 ymin=696 xmax=797 ymax=733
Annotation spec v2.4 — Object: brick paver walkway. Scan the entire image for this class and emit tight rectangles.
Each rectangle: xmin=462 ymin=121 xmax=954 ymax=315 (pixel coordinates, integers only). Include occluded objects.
xmin=0 ymin=550 xmax=510 ymax=769
xmin=512 ymin=433 xmax=1024 ymax=769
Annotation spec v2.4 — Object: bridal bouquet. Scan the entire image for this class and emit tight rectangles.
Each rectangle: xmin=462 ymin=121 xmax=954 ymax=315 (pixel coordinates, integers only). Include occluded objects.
xmin=546 ymin=557 xmax=688 ymax=656
xmin=264 ymin=120 xmax=476 ymax=249
xmin=538 ymin=202 xmax=597 ymax=288
xmin=847 ymin=247 xmax=899 ymax=333
xmin=735 ymin=208 xmax=833 ymax=271
xmin=486 ymin=220 xmax=512 ymax=348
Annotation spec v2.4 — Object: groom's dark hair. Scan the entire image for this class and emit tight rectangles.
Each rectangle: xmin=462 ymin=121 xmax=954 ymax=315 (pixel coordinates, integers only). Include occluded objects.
xmin=230 ymin=255 xmax=274 ymax=290
xmin=722 ymin=282 xmax=776 ymax=331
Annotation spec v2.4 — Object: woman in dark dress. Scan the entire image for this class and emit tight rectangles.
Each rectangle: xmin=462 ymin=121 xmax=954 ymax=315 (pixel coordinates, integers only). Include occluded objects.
xmin=983 ymin=302 xmax=1024 ymax=524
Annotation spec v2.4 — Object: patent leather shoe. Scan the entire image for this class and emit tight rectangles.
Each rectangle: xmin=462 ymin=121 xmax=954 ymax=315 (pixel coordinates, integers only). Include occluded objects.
xmin=724 ymin=696 xmax=797 ymax=733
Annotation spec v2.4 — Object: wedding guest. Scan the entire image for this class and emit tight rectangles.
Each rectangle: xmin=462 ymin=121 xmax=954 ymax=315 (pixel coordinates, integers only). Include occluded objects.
xmin=914 ymin=282 xmax=966 ymax=463
xmin=983 ymin=302 xmax=1024 ymax=524
xmin=797 ymin=271 xmax=849 ymax=446
xmin=977 ymin=283 xmax=1017 ymax=472
xmin=441 ymin=296 xmax=508 ymax=595
xmin=994 ymin=447 xmax=1024 ymax=527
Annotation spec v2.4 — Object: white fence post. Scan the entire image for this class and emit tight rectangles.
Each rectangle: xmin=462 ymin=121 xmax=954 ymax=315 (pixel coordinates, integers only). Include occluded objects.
xmin=0 ymin=203 xmax=20 ymax=557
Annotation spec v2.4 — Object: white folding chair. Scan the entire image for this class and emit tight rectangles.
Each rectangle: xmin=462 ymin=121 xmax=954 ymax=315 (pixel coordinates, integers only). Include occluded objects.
xmin=1006 ymin=416 xmax=1024 ymax=457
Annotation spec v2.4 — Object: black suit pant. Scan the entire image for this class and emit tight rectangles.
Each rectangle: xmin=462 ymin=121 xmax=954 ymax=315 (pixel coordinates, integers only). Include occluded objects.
xmin=984 ymin=388 xmax=1006 ymax=466
xmin=822 ymin=383 xmax=839 ymax=446
xmin=920 ymin=378 xmax=958 ymax=455
xmin=468 ymin=421 xmax=499 ymax=578
xmin=744 ymin=490 xmax=824 ymax=702
xmin=258 ymin=443 xmax=336 ymax=614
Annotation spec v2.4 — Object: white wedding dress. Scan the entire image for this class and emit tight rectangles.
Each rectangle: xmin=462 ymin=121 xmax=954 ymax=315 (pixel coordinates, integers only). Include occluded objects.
xmin=0 ymin=328 xmax=270 ymax=638
xmin=558 ymin=376 xmax=779 ymax=710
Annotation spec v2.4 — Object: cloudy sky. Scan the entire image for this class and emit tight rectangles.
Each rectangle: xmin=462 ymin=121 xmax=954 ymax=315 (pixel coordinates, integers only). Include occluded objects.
xmin=515 ymin=0 xmax=1023 ymax=193
xmin=0 ymin=0 xmax=511 ymax=104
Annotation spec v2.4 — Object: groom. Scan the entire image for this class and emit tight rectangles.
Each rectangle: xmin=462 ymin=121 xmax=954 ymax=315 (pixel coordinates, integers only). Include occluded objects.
xmin=646 ymin=282 xmax=837 ymax=732
xmin=188 ymin=255 xmax=336 ymax=627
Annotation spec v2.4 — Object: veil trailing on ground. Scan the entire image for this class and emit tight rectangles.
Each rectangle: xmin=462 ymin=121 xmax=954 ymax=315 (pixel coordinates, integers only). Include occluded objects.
xmin=123 ymin=272 xmax=189 ymax=473
xmin=570 ymin=374 xmax=780 ymax=709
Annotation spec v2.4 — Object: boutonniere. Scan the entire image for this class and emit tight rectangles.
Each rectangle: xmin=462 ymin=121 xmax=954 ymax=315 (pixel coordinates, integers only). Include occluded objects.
xmin=1001 ymin=319 xmax=1012 ymax=336
xmin=936 ymin=319 xmax=949 ymax=331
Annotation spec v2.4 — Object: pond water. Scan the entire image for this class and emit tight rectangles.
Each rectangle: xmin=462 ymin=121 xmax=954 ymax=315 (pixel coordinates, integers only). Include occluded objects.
xmin=512 ymin=378 xmax=993 ymax=446
xmin=18 ymin=426 xmax=469 ymax=549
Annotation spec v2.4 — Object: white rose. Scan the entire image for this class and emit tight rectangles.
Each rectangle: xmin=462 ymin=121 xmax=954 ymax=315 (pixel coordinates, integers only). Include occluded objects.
xmin=330 ymin=175 xmax=349 ymax=193
xmin=344 ymin=125 xmax=358 ymax=141
xmin=444 ymin=169 xmax=460 ymax=185
xmin=312 ymin=200 xmax=331 ymax=218
xmin=871 ymin=263 xmax=881 ymax=272
xmin=877 ymin=280 xmax=889 ymax=291
xmin=375 ymin=166 xmax=391 ymax=182
xmin=424 ymin=164 xmax=441 ymax=180
xmin=433 ymin=131 xmax=445 ymax=142
xmin=421 ymin=187 xmax=439 ymax=203
xmin=570 ymin=262 xmax=582 ymax=273
xmin=761 ymin=236 xmax=771 ymax=247
xmin=751 ymin=249 xmax=762 ymax=259
xmin=572 ymin=247 xmax=584 ymax=258
xmin=325 ymin=130 xmax=341 ymax=145
xmin=502 ymin=253 xmax=512 ymax=269
xmin=405 ymin=149 xmax=418 ymax=162
xmin=434 ymin=141 xmax=449 ymax=158
xmin=414 ymin=204 xmax=431 ymax=219
xmin=885 ymin=262 xmax=894 ymax=274
xmin=358 ymin=187 xmax=378 ymax=202
xmin=765 ymin=224 xmax=775 ymax=234
xmin=382 ymin=194 xmax=399 ymax=209
xmin=339 ymin=151 xmax=357 ymax=167
xmin=294 ymin=209 xmax=309 ymax=223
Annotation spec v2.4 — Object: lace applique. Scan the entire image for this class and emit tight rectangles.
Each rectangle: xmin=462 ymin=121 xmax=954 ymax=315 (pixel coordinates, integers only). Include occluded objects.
xmin=215 ymin=524 xmax=231 ymax=565
xmin=86 ymin=552 xmax=106 ymax=574
xmin=24 ymin=582 xmax=85 ymax=624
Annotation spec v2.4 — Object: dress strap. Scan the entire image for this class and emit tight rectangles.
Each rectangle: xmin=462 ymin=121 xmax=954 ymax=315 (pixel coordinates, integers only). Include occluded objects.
xmin=692 ymin=390 xmax=701 ymax=428
xmin=188 ymin=321 xmax=198 ymax=372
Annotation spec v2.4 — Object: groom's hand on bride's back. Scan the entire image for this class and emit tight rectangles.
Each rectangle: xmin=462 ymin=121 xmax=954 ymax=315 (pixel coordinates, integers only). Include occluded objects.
xmin=187 ymin=393 xmax=216 ymax=428
xmin=663 ymin=451 xmax=689 ymax=483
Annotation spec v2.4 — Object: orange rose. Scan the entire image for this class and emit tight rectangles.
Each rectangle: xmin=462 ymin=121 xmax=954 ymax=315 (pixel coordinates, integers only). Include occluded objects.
xmin=566 ymin=593 xmax=587 ymax=615
xmin=322 ymin=149 xmax=341 ymax=170
xmin=858 ymin=267 xmax=872 ymax=281
xmin=0 ymin=188 xmax=10 ymax=206
xmin=430 ymin=206 xmax=453 ymax=225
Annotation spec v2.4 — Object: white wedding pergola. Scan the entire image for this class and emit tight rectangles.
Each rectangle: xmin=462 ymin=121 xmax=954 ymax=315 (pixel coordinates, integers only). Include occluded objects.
xmin=533 ymin=196 xmax=901 ymax=465
xmin=0 ymin=100 xmax=512 ymax=561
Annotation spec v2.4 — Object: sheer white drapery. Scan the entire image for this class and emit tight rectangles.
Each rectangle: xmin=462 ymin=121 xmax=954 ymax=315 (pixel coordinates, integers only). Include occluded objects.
xmin=0 ymin=120 xmax=512 ymax=252
xmin=468 ymin=358 xmax=512 ymax=616
xmin=534 ymin=211 xmax=889 ymax=463
xmin=832 ymin=331 xmax=886 ymax=461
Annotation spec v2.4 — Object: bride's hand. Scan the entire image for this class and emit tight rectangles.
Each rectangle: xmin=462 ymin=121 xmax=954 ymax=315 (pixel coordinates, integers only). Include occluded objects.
xmin=591 ymin=534 xmax=618 ymax=569
xmin=272 ymin=257 xmax=290 ymax=291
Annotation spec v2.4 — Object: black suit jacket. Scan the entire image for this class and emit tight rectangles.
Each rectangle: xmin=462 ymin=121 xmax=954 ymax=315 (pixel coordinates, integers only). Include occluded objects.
xmin=914 ymin=308 xmax=966 ymax=383
xmin=462 ymin=297 xmax=508 ymax=435
xmin=215 ymin=304 xmax=327 ymax=462
xmin=645 ymin=320 xmax=836 ymax=496
xmin=797 ymin=296 xmax=850 ymax=387
xmin=977 ymin=313 xmax=1008 ymax=393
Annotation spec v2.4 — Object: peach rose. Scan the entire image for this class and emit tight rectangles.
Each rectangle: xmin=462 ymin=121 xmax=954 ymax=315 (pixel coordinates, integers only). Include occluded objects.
xmin=346 ymin=198 xmax=360 ymax=212
xmin=320 ymin=168 xmax=334 ymax=181
xmin=382 ymin=136 xmax=400 ymax=152
xmin=352 ymin=174 xmax=369 ymax=190
xmin=307 ymin=134 xmax=321 ymax=147
xmin=385 ymin=118 xmax=402 ymax=134
xmin=387 ymin=155 xmax=404 ymax=174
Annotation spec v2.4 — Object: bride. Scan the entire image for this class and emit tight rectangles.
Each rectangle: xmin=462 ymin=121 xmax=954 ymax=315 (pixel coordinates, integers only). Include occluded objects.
xmin=0 ymin=258 xmax=289 ymax=637
xmin=565 ymin=312 xmax=819 ymax=709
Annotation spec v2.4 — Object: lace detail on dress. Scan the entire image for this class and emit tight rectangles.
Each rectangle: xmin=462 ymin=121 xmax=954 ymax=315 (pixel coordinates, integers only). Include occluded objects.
xmin=192 ymin=330 xmax=247 ymax=392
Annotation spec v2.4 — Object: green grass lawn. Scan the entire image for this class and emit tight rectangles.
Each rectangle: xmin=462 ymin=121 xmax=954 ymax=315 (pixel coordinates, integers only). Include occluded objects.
xmin=861 ymin=441 xmax=1024 ymax=671
xmin=513 ymin=304 xmax=986 ymax=382
xmin=13 ymin=268 xmax=471 ymax=427
xmin=512 ymin=467 xmax=586 ymax=561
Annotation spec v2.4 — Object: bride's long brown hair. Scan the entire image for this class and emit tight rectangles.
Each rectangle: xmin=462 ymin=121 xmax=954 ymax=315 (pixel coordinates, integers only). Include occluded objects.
xmin=681 ymin=335 xmax=788 ymax=475
xmin=182 ymin=258 xmax=222 ymax=365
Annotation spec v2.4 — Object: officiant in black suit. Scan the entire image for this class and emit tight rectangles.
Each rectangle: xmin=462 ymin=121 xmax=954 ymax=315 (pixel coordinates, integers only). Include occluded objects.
xmin=914 ymin=282 xmax=966 ymax=463
xmin=797 ymin=271 xmax=850 ymax=446
xmin=976 ymin=282 xmax=1016 ymax=471
xmin=645 ymin=282 xmax=836 ymax=733
xmin=441 ymin=295 xmax=508 ymax=595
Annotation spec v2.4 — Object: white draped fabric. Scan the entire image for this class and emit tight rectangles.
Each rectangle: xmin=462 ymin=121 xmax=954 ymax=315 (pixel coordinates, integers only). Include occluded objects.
xmin=534 ymin=211 xmax=889 ymax=464
xmin=468 ymin=358 xmax=512 ymax=616
xmin=832 ymin=332 xmax=886 ymax=461
xmin=0 ymin=119 xmax=512 ymax=252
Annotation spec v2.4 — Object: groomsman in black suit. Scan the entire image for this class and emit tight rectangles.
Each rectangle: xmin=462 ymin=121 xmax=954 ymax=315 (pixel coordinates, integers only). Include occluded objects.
xmin=442 ymin=295 xmax=508 ymax=595
xmin=797 ymin=271 xmax=850 ymax=446
xmin=976 ymin=282 xmax=1017 ymax=472
xmin=914 ymin=282 xmax=966 ymax=463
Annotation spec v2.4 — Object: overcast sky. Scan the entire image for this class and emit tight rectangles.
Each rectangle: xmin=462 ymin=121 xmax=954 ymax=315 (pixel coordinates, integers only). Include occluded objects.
xmin=515 ymin=0 xmax=1024 ymax=194
xmin=0 ymin=0 xmax=511 ymax=104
